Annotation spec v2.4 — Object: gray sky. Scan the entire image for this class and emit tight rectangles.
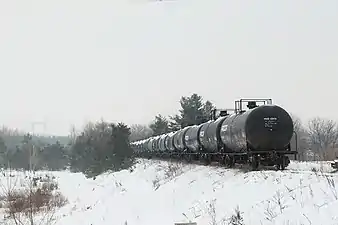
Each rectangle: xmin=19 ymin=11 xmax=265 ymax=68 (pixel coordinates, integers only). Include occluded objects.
xmin=0 ymin=0 xmax=337 ymax=136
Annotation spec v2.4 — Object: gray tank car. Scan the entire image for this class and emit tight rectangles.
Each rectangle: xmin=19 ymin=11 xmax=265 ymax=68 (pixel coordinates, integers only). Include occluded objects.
xmin=165 ymin=132 xmax=176 ymax=151
xmin=204 ymin=116 xmax=228 ymax=152
xmin=158 ymin=134 xmax=168 ymax=152
xmin=185 ymin=125 xmax=203 ymax=152
xmin=198 ymin=121 xmax=212 ymax=151
xmin=173 ymin=127 xmax=190 ymax=151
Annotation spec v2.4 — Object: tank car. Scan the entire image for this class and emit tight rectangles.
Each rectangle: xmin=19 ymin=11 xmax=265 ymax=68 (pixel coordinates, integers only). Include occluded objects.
xmin=218 ymin=99 xmax=295 ymax=169
xmin=173 ymin=127 xmax=190 ymax=152
xmin=166 ymin=132 xmax=176 ymax=152
xmin=185 ymin=124 xmax=202 ymax=152
xmin=130 ymin=98 xmax=298 ymax=170
xmin=158 ymin=134 xmax=168 ymax=152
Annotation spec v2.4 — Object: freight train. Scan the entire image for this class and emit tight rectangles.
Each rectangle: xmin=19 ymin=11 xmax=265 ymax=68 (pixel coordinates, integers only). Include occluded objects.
xmin=130 ymin=98 xmax=298 ymax=170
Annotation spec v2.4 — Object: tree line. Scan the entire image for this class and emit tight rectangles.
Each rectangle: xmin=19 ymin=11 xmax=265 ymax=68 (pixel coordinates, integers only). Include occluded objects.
xmin=0 ymin=121 xmax=133 ymax=178
xmin=0 ymin=93 xmax=214 ymax=177
xmin=0 ymin=93 xmax=337 ymax=178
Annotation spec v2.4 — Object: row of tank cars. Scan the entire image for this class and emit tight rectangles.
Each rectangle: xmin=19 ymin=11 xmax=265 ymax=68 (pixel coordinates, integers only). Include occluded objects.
xmin=131 ymin=98 xmax=298 ymax=170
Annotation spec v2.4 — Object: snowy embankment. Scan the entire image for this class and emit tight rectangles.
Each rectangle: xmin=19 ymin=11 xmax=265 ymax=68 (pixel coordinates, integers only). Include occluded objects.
xmin=1 ymin=160 xmax=338 ymax=225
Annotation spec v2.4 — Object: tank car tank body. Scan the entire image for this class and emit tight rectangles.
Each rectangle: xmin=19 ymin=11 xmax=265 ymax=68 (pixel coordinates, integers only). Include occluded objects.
xmin=173 ymin=127 xmax=190 ymax=152
xmin=185 ymin=124 xmax=203 ymax=152
xmin=218 ymin=101 xmax=294 ymax=169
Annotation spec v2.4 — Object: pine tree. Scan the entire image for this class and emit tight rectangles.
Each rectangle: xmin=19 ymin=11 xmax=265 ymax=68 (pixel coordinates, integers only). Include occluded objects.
xmin=149 ymin=114 xmax=169 ymax=135
xmin=170 ymin=93 xmax=215 ymax=129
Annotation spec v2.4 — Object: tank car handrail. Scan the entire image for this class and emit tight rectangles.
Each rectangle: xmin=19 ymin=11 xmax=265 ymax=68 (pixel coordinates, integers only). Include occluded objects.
xmin=234 ymin=98 xmax=273 ymax=114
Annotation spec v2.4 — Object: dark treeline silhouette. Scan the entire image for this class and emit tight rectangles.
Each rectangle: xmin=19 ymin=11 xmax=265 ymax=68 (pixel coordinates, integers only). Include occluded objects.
xmin=0 ymin=121 xmax=133 ymax=178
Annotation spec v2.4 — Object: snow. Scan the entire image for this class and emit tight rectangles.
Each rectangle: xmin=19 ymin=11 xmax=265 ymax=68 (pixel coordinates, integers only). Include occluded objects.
xmin=1 ymin=159 xmax=338 ymax=225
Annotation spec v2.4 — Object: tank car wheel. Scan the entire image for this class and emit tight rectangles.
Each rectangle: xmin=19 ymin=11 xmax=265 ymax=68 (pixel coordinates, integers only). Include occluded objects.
xmin=186 ymin=154 xmax=192 ymax=163
xmin=280 ymin=158 xmax=286 ymax=170
xmin=220 ymin=155 xmax=226 ymax=165
xmin=276 ymin=156 xmax=288 ymax=171
xmin=280 ymin=156 xmax=289 ymax=170
xmin=204 ymin=154 xmax=211 ymax=165
xmin=224 ymin=155 xmax=235 ymax=168
xmin=251 ymin=155 xmax=260 ymax=170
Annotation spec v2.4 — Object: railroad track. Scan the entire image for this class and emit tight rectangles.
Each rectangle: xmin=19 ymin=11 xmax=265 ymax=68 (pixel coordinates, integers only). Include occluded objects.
xmin=136 ymin=157 xmax=338 ymax=177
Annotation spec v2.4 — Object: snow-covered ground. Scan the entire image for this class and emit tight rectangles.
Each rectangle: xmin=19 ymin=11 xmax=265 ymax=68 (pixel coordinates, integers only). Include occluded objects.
xmin=1 ymin=159 xmax=338 ymax=225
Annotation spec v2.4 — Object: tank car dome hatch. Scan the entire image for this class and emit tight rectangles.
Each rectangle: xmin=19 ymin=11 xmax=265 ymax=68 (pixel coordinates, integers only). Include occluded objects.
xmin=245 ymin=104 xmax=294 ymax=151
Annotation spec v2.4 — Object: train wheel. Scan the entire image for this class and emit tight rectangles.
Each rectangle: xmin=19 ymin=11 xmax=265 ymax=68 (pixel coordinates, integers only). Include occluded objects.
xmin=204 ymin=154 xmax=211 ymax=165
xmin=251 ymin=155 xmax=260 ymax=170
xmin=220 ymin=155 xmax=226 ymax=165
xmin=276 ymin=156 xmax=288 ymax=171
xmin=224 ymin=155 xmax=235 ymax=168
xmin=280 ymin=156 xmax=289 ymax=170
xmin=186 ymin=154 xmax=192 ymax=163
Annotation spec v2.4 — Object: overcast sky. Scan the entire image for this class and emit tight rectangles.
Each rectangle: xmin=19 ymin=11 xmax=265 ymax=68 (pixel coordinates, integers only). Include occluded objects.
xmin=0 ymin=0 xmax=337 ymax=135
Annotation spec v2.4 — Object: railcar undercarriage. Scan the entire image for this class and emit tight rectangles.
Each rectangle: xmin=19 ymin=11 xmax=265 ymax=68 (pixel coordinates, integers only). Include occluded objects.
xmin=134 ymin=148 xmax=297 ymax=171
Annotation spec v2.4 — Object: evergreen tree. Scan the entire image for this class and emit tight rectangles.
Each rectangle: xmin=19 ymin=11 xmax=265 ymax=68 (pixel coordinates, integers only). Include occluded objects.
xmin=0 ymin=136 xmax=7 ymax=167
xmin=170 ymin=93 xmax=215 ymax=129
xmin=69 ymin=120 xmax=134 ymax=177
xmin=202 ymin=100 xmax=216 ymax=122
xmin=149 ymin=114 xmax=169 ymax=136
xmin=40 ymin=141 xmax=68 ymax=170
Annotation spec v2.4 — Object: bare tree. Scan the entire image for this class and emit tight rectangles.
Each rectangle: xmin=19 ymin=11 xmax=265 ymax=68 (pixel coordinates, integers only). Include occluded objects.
xmin=290 ymin=114 xmax=309 ymax=160
xmin=291 ymin=114 xmax=302 ymax=134
xmin=308 ymin=117 xmax=338 ymax=160
xmin=129 ymin=124 xmax=153 ymax=142
xmin=69 ymin=124 xmax=78 ymax=145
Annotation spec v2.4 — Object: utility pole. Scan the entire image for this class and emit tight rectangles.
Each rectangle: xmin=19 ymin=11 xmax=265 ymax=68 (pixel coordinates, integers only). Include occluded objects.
xmin=29 ymin=122 xmax=46 ymax=171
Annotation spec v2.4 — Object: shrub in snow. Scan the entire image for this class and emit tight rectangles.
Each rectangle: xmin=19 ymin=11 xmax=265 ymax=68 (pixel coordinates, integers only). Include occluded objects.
xmin=0 ymin=170 xmax=68 ymax=225
xmin=228 ymin=206 xmax=244 ymax=225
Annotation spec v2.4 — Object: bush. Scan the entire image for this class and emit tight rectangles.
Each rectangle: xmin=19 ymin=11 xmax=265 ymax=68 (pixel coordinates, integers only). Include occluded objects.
xmin=69 ymin=121 xmax=135 ymax=178
xmin=0 ymin=171 xmax=68 ymax=225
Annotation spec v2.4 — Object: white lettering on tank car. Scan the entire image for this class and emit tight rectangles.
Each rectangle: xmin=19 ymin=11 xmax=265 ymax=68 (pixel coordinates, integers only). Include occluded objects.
xmin=200 ymin=131 xmax=204 ymax=137
xmin=221 ymin=125 xmax=228 ymax=131
xmin=264 ymin=117 xmax=278 ymax=128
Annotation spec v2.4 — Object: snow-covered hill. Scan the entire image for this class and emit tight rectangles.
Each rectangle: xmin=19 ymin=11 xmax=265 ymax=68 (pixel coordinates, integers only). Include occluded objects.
xmin=1 ymin=160 xmax=337 ymax=225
